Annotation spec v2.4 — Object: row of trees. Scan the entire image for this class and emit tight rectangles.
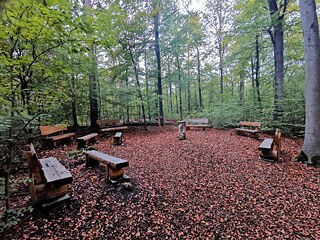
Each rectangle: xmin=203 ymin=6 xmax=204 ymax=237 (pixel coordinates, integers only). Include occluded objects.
xmin=1 ymin=0 xmax=320 ymax=237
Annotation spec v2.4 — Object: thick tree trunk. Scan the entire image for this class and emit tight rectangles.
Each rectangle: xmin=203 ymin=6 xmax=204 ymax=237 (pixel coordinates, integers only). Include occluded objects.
xmin=298 ymin=0 xmax=320 ymax=166
xmin=196 ymin=47 xmax=203 ymax=112
xmin=154 ymin=12 xmax=164 ymax=126
xmin=268 ymin=0 xmax=286 ymax=122
xmin=85 ymin=0 xmax=99 ymax=129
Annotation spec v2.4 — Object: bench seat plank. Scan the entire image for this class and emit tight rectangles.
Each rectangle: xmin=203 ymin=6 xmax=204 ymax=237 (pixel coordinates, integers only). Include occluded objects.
xmin=46 ymin=133 xmax=75 ymax=141
xmin=100 ymin=126 xmax=128 ymax=132
xmin=77 ymin=133 xmax=98 ymax=141
xmin=86 ymin=150 xmax=128 ymax=169
xmin=186 ymin=124 xmax=208 ymax=128
xmin=259 ymin=138 xmax=273 ymax=150
xmin=235 ymin=128 xmax=260 ymax=134
xmin=40 ymin=157 xmax=73 ymax=185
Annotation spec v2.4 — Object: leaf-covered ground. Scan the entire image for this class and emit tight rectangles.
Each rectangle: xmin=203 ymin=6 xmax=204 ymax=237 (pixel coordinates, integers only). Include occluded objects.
xmin=7 ymin=126 xmax=320 ymax=239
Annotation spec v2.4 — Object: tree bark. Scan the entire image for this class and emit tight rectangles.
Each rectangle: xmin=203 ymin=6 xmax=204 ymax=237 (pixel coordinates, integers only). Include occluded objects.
xmin=268 ymin=0 xmax=286 ymax=122
xmin=129 ymin=46 xmax=147 ymax=131
xmin=177 ymin=54 xmax=183 ymax=120
xmin=196 ymin=47 xmax=203 ymax=111
xmin=298 ymin=0 xmax=320 ymax=165
xmin=255 ymin=34 xmax=261 ymax=104
xmin=154 ymin=11 xmax=164 ymax=126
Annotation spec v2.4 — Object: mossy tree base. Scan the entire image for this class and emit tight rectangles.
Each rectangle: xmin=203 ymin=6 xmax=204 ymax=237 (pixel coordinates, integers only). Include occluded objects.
xmin=295 ymin=150 xmax=320 ymax=167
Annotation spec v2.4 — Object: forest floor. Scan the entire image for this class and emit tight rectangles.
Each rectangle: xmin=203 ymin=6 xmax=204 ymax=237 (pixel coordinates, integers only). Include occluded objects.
xmin=7 ymin=126 xmax=320 ymax=240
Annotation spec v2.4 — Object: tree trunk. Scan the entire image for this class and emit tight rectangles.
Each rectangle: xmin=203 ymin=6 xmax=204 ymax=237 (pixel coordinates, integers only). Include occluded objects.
xmin=145 ymin=48 xmax=151 ymax=121
xmin=187 ymin=49 xmax=191 ymax=113
xmin=177 ymin=54 xmax=183 ymax=120
xmin=154 ymin=12 xmax=164 ymax=126
xmin=85 ymin=0 xmax=99 ymax=129
xmin=129 ymin=46 xmax=147 ymax=131
xmin=268 ymin=0 xmax=286 ymax=122
xmin=196 ymin=47 xmax=203 ymax=112
xmin=239 ymin=71 xmax=244 ymax=106
xmin=71 ymin=73 xmax=79 ymax=128
xmin=297 ymin=0 xmax=320 ymax=166
xmin=255 ymin=34 xmax=261 ymax=104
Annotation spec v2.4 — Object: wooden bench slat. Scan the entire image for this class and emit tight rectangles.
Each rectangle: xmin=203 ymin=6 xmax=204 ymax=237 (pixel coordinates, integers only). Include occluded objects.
xmin=86 ymin=150 xmax=128 ymax=169
xmin=46 ymin=133 xmax=76 ymax=141
xmin=100 ymin=126 xmax=128 ymax=132
xmin=258 ymin=138 xmax=273 ymax=150
xmin=77 ymin=133 xmax=98 ymax=141
xmin=40 ymin=157 xmax=73 ymax=185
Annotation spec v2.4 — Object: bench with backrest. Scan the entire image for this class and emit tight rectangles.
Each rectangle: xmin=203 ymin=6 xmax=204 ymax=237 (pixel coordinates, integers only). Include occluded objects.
xmin=185 ymin=118 xmax=208 ymax=130
xmin=24 ymin=143 xmax=73 ymax=206
xmin=259 ymin=128 xmax=281 ymax=161
xmin=85 ymin=150 xmax=129 ymax=182
xmin=235 ymin=121 xmax=262 ymax=138
xmin=40 ymin=125 xmax=75 ymax=147
xmin=76 ymin=133 xmax=98 ymax=149
xmin=97 ymin=119 xmax=128 ymax=133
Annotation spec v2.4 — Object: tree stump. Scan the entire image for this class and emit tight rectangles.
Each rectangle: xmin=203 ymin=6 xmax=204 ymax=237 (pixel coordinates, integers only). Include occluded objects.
xmin=178 ymin=121 xmax=186 ymax=140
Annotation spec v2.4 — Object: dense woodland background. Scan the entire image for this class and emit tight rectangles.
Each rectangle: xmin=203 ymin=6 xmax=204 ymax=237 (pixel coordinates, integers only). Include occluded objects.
xmin=1 ymin=0 xmax=320 ymax=238
xmin=0 ymin=0 xmax=314 ymax=134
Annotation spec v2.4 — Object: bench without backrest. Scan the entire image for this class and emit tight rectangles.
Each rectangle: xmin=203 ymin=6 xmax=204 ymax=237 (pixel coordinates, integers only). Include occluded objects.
xmin=185 ymin=118 xmax=208 ymax=130
xmin=259 ymin=128 xmax=281 ymax=161
xmin=235 ymin=121 xmax=262 ymax=137
xmin=113 ymin=132 xmax=123 ymax=145
xmin=76 ymin=133 xmax=98 ymax=149
xmin=86 ymin=150 xmax=129 ymax=180
xmin=40 ymin=125 xmax=75 ymax=147
xmin=24 ymin=143 xmax=73 ymax=205
xmin=97 ymin=119 xmax=128 ymax=133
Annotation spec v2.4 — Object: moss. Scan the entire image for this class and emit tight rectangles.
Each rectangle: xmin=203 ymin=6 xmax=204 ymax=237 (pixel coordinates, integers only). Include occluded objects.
xmin=311 ymin=155 xmax=320 ymax=168
xmin=295 ymin=150 xmax=308 ymax=162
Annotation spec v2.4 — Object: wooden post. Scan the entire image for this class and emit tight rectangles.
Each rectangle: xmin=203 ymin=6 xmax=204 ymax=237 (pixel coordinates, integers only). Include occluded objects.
xmin=178 ymin=121 xmax=186 ymax=140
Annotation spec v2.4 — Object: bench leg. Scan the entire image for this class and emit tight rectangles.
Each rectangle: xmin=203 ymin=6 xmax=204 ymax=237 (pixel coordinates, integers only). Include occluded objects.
xmin=85 ymin=156 xmax=99 ymax=167
xmin=106 ymin=165 xmax=124 ymax=183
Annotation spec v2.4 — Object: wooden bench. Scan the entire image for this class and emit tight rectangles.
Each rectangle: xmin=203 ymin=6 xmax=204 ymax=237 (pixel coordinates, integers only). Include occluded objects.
xmin=76 ymin=133 xmax=98 ymax=149
xmin=185 ymin=118 xmax=208 ymax=130
xmin=113 ymin=132 xmax=123 ymax=145
xmin=24 ymin=143 xmax=73 ymax=206
xmin=235 ymin=121 xmax=262 ymax=138
xmin=259 ymin=128 xmax=281 ymax=161
xmin=40 ymin=125 xmax=75 ymax=147
xmin=85 ymin=150 xmax=129 ymax=181
xmin=97 ymin=119 xmax=129 ymax=133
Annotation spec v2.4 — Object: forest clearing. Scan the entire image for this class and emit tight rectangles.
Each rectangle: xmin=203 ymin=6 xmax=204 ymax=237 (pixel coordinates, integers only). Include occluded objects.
xmin=6 ymin=126 xmax=320 ymax=239
xmin=1 ymin=0 xmax=320 ymax=239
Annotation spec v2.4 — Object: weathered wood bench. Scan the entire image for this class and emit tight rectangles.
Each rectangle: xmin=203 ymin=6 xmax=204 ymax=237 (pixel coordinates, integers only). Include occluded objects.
xmin=24 ymin=143 xmax=73 ymax=207
xmin=86 ymin=150 xmax=129 ymax=181
xmin=85 ymin=150 xmax=129 ymax=181
xmin=76 ymin=133 xmax=98 ymax=149
xmin=259 ymin=128 xmax=281 ymax=161
xmin=97 ymin=119 xmax=129 ymax=133
xmin=113 ymin=132 xmax=123 ymax=145
xmin=185 ymin=118 xmax=208 ymax=130
xmin=40 ymin=125 xmax=75 ymax=147
xmin=235 ymin=121 xmax=262 ymax=138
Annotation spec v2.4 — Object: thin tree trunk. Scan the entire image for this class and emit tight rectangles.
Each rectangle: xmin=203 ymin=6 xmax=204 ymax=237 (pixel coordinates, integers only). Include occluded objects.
xmin=255 ymin=34 xmax=261 ymax=104
xmin=154 ymin=11 xmax=164 ymax=126
xmin=187 ymin=49 xmax=191 ymax=113
xmin=71 ymin=72 xmax=79 ymax=128
xmin=129 ymin=46 xmax=147 ymax=131
xmin=239 ymin=71 xmax=244 ymax=106
xmin=176 ymin=54 xmax=183 ymax=120
xmin=298 ymin=0 xmax=320 ymax=165
xmin=166 ymin=56 xmax=173 ymax=114
xmin=196 ymin=47 xmax=203 ymax=112
xmin=144 ymin=48 xmax=151 ymax=121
